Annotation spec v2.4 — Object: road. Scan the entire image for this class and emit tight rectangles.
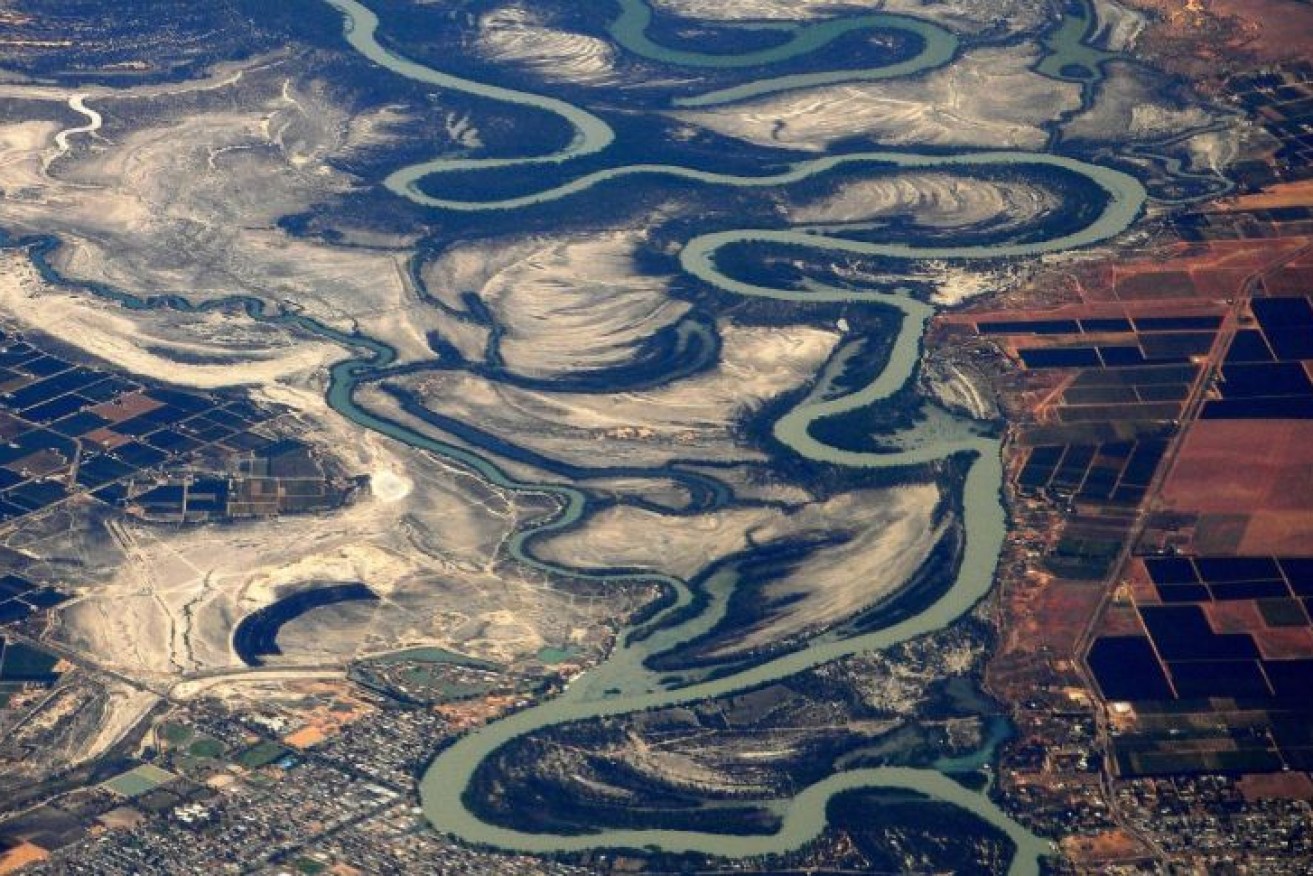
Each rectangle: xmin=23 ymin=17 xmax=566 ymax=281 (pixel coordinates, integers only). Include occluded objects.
xmin=1070 ymin=240 xmax=1313 ymax=862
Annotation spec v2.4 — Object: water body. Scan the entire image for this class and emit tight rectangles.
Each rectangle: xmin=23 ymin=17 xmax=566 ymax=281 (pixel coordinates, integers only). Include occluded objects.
xmin=1034 ymin=0 xmax=1117 ymax=87
xmin=327 ymin=0 xmax=613 ymax=207
xmin=394 ymin=149 xmax=1144 ymax=215
xmin=610 ymin=0 xmax=928 ymax=69
xmin=0 ymin=1 xmax=1144 ymax=870
xmin=318 ymin=0 xmax=1150 ymax=871
xmin=608 ymin=0 xmax=960 ymax=107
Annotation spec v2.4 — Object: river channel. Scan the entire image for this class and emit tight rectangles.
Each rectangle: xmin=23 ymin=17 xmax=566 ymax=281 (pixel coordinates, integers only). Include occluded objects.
xmin=319 ymin=1 xmax=1149 ymax=872
xmin=1 ymin=1 xmax=1147 ymax=871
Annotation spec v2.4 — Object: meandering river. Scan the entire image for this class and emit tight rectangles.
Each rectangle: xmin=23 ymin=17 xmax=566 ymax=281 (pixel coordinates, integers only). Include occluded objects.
xmin=326 ymin=1 xmax=1147 ymax=870
xmin=5 ymin=0 xmax=1145 ymax=868
xmin=0 ymin=2 xmax=1151 ymax=866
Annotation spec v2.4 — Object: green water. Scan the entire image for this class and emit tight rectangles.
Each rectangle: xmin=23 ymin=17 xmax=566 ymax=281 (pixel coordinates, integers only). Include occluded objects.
xmin=313 ymin=0 xmax=1149 ymax=870
xmin=1035 ymin=0 xmax=1117 ymax=87
xmin=607 ymin=0 xmax=960 ymax=107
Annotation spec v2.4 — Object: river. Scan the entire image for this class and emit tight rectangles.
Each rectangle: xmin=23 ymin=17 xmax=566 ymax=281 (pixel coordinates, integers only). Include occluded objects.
xmin=315 ymin=1 xmax=1149 ymax=872
xmin=7 ymin=0 xmax=1147 ymax=870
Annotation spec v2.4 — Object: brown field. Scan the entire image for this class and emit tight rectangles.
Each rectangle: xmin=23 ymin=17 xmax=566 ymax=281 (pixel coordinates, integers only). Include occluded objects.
xmin=97 ymin=807 xmax=146 ymax=830
xmin=945 ymin=277 xmax=1235 ymax=330
xmin=1209 ymin=0 xmax=1313 ymax=65
xmin=1216 ymin=180 xmax=1313 ymax=212
xmin=1203 ymin=600 xmax=1265 ymax=634
xmin=967 ymin=299 xmax=1228 ymax=326
xmin=1190 ymin=268 xmax=1256 ymax=300
xmin=82 ymin=426 xmax=132 ymax=450
xmin=4 ymin=449 xmax=65 ymax=478
xmin=1237 ymin=771 xmax=1313 ymax=802
xmin=1074 ymin=239 xmax=1310 ymax=304
xmin=1159 ymin=420 xmax=1313 ymax=554
xmin=1095 ymin=603 xmax=1149 ymax=638
xmin=1190 ymin=515 xmax=1251 ymax=556
xmin=1113 ymin=271 xmax=1196 ymax=301
xmin=1126 ymin=576 xmax=1160 ymax=605
xmin=1240 ymin=511 xmax=1313 ymax=556
xmin=1125 ymin=0 xmax=1313 ymax=81
xmin=1061 ymin=828 xmax=1152 ymax=868
xmin=0 ymin=843 xmax=48 ymax=875
xmin=1125 ymin=558 xmax=1153 ymax=587
xmin=1252 ymin=628 xmax=1313 ymax=660
xmin=994 ymin=573 xmax=1106 ymax=661
xmin=1261 ymin=254 xmax=1313 ymax=296
xmin=283 ymin=726 xmax=328 ymax=749
xmin=1029 ymin=581 xmax=1107 ymax=653
xmin=90 ymin=391 xmax=162 ymax=423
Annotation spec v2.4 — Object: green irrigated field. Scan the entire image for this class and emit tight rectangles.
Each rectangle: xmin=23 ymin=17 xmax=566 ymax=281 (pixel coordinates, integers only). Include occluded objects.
xmin=236 ymin=741 xmax=291 ymax=769
xmin=103 ymin=764 xmax=177 ymax=798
